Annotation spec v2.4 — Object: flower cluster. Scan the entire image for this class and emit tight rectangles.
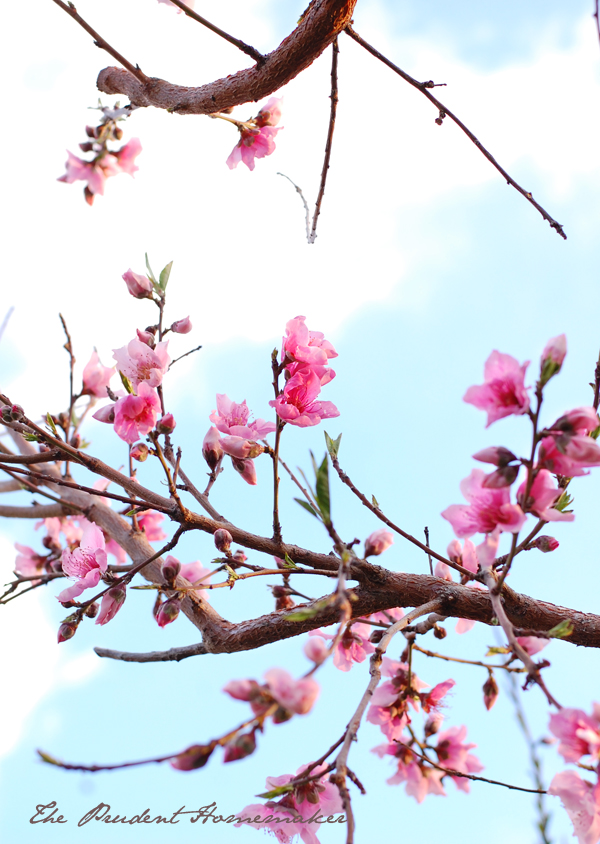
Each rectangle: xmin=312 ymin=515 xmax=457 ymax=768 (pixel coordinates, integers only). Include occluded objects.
xmin=270 ymin=316 xmax=340 ymax=427
xmin=58 ymin=105 xmax=141 ymax=205
xmin=224 ymin=668 xmax=319 ymax=723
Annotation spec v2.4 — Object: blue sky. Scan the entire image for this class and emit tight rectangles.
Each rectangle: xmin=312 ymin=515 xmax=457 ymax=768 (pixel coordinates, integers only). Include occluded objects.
xmin=1 ymin=1 xmax=600 ymax=842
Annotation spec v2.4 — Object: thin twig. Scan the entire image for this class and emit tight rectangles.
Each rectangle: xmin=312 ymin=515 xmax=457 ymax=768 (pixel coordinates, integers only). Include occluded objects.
xmin=58 ymin=313 xmax=75 ymax=451
xmin=309 ymin=37 xmax=339 ymax=243
xmin=345 ymin=25 xmax=566 ymax=239
xmin=413 ymin=643 xmax=525 ymax=672
xmin=406 ymin=746 xmax=546 ymax=795
xmin=594 ymin=0 xmax=600 ymax=50
xmin=50 ymin=0 xmax=147 ymax=82
xmin=168 ymin=344 xmax=203 ymax=369
xmin=424 ymin=526 xmax=433 ymax=575
xmin=161 ymin=0 xmax=264 ymax=64
xmin=95 ymin=643 xmax=208 ymax=662
xmin=0 ymin=306 xmax=14 ymax=344
xmin=277 ymin=173 xmax=311 ymax=240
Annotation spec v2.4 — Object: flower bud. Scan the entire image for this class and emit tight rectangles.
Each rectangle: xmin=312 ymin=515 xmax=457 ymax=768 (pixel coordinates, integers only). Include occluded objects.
xmin=364 ymin=529 xmax=394 ymax=557
xmin=271 ymin=585 xmax=295 ymax=611
xmin=540 ymin=335 xmax=567 ymax=386
xmin=446 ymin=539 xmax=462 ymax=563
xmin=85 ymin=125 xmax=99 ymax=138
xmin=155 ymin=596 xmax=181 ymax=628
xmin=231 ymin=457 xmax=257 ymax=485
xmin=170 ymin=316 xmax=192 ymax=335
xmin=433 ymin=624 xmax=447 ymax=640
xmin=424 ymin=712 xmax=444 ymax=737
xmin=533 ymin=535 xmax=559 ymax=553
xmin=136 ymin=328 xmax=155 ymax=347
xmin=202 ymin=427 xmax=223 ymax=470
xmin=481 ymin=464 xmax=520 ymax=489
xmin=130 ymin=442 xmax=149 ymax=462
xmin=551 ymin=407 xmax=600 ymax=436
xmin=213 ymin=529 xmax=233 ymax=553
xmin=303 ymin=637 xmax=329 ymax=664
xmin=96 ymin=584 xmax=127 ymax=626
xmin=232 ymin=549 xmax=247 ymax=565
xmin=161 ymin=555 xmax=181 ymax=586
xmin=220 ymin=436 xmax=264 ymax=460
xmin=57 ymin=620 xmax=78 ymax=643
xmin=482 ymin=673 xmax=499 ymax=710
xmin=434 ymin=562 xmax=453 ymax=581
xmin=156 ymin=413 xmax=176 ymax=435
xmin=223 ymin=731 xmax=257 ymax=763
xmin=170 ymin=742 xmax=217 ymax=771
xmin=472 ymin=446 xmax=518 ymax=467
xmin=84 ymin=601 xmax=100 ymax=619
xmin=92 ymin=404 xmax=116 ymax=424
xmin=122 ymin=269 xmax=153 ymax=299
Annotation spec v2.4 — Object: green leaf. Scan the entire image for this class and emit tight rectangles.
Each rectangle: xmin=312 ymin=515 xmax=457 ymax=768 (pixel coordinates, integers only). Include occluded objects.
xmin=256 ymin=785 xmax=294 ymax=800
xmin=485 ymin=645 xmax=510 ymax=656
xmin=131 ymin=584 xmax=160 ymax=591
xmin=159 ymin=261 xmax=173 ymax=292
xmin=46 ymin=413 xmax=58 ymax=437
xmin=22 ymin=433 xmax=41 ymax=442
xmin=372 ymin=494 xmax=380 ymax=508
xmin=119 ymin=371 xmax=135 ymax=395
xmin=283 ymin=553 xmax=299 ymax=569
xmin=294 ymin=498 xmax=319 ymax=519
xmin=315 ymin=453 xmax=330 ymax=523
xmin=144 ymin=252 xmax=157 ymax=284
xmin=37 ymin=750 xmax=63 ymax=766
xmin=324 ymin=431 xmax=342 ymax=459
xmin=555 ymin=491 xmax=574 ymax=513
xmin=590 ymin=424 xmax=600 ymax=441
xmin=548 ymin=619 xmax=574 ymax=639
xmin=287 ymin=596 xmax=332 ymax=621
xmin=309 ymin=450 xmax=319 ymax=477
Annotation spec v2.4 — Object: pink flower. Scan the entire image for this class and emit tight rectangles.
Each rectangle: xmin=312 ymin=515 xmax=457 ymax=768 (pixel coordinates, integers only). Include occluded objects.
xmin=81 ymin=350 xmax=115 ymax=398
xmin=538 ymin=435 xmax=600 ymax=477
xmin=541 ymin=334 xmax=567 ymax=367
xmin=270 ymin=365 xmax=339 ymax=427
xmin=282 ymin=316 xmax=338 ymax=368
xmin=137 ymin=510 xmax=166 ymax=541
xmin=112 ymin=338 xmax=170 ymax=390
xmin=364 ymin=529 xmax=394 ymax=557
xmin=114 ymin=138 xmax=142 ymax=175
xmin=517 ymin=469 xmax=574 ymax=522
xmin=309 ymin=622 xmax=375 ymax=672
xmin=549 ymin=705 xmax=600 ymax=764
xmin=226 ymin=125 xmax=281 ymax=171
xmin=516 ymin=636 xmax=549 ymax=656
xmin=255 ymin=97 xmax=284 ymax=128
xmin=373 ymin=743 xmax=446 ymax=802
xmin=303 ymin=636 xmax=329 ymax=664
xmin=96 ymin=584 xmax=127 ymax=626
xmin=123 ymin=269 xmax=153 ymax=299
xmin=210 ymin=394 xmax=276 ymax=439
xmin=446 ymin=538 xmax=479 ymax=572
xmin=224 ymin=669 xmax=319 ymax=720
xmin=14 ymin=544 xmax=45 ymax=583
xmin=421 ymin=680 xmax=456 ymax=713
xmin=57 ymin=522 xmax=108 ymax=602
xmin=113 ymin=382 xmax=161 ymax=444
xmin=549 ymin=771 xmax=600 ymax=844
xmin=367 ymin=659 xmax=428 ymax=741
xmin=434 ymin=725 xmax=484 ymax=793
xmin=442 ymin=469 xmax=526 ymax=537
xmin=179 ymin=561 xmax=212 ymax=600
xmin=235 ymin=764 xmax=343 ymax=844
xmin=551 ymin=407 xmax=600 ymax=436
xmin=170 ymin=316 xmax=192 ymax=334
xmin=58 ymin=150 xmax=121 ymax=204
xmin=463 ymin=350 xmax=530 ymax=426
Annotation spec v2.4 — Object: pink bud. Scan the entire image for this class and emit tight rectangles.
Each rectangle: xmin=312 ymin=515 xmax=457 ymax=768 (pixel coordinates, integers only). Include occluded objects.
xmin=156 ymin=413 xmax=176 ymax=434
xmin=222 ymin=731 xmax=256 ymax=763
xmin=170 ymin=743 xmax=216 ymax=771
xmin=161 ymin=555 xmax=181 ymax=586
xmin=434 ymin=561 xmax=453 ymax=581
xmin=482 ymin=673 xmax=499 ymax=710
xmin=533 ymin=535 xmax=559 ymax=553
xmin=481 ymin=464 xmax=520 ymax=488
xmin=123 ymin=269 xmax=153 ymax=299
xmin=57 ymin=620 xmax=78 ymax=643
xmin=85 ymin=602 xmax=100 ymax=619
xmin=551 ymin=407 xmax=600 ymax=435
xmin=303 ymin=636 xmax=329 ymax=664
xmin=92 ymin=404 xmax=116 ymax=424
xmin=424 ymin=712 xmax=444 ymax=737
xmin=232 ymin=549 xmax=247 ymax=564
xmin=446 ymin=539 xmax=462 ymax=563
xmin=96 ymin=584 xmax=127 ymax=626
xmin=231 ymin=457 xmax=257 ymax=485
xmin=202 ymin=427 xmax=223 ymax=470
xmin=541 ymin=334 xmax=567 ymax=366
xmin=171 ymin=316 xmax=192 ymax=335
xmin=214 ymin=529 xmax=233 ymax=553
xmin=130 ymin=442 xmax=150 ymax=462
xmin=155 ymin=596 xmax=181 ymax=628
xmin=364 ymin=529 xmax=394 ymax=557
xmin=472 ymin=446 xmax=517 ymax=467
xmin=220 ymin=436 xmax=264 ymax=459
xmin=136 ymin=328 xmax=155 ymax=347
xmin=1 ymin=404 xmax=24 ymax=422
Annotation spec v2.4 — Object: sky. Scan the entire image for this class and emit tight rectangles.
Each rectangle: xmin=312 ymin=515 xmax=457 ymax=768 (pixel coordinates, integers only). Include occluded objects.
xmin=1 ymin=0 xmax=600 ymax=842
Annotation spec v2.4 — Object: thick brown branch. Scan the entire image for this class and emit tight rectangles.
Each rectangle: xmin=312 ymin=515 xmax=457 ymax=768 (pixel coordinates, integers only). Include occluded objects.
xmin=96 ymin=0 xmax=357 ymax=114
xmin=345 ymin=25 xmax=566 ymax=240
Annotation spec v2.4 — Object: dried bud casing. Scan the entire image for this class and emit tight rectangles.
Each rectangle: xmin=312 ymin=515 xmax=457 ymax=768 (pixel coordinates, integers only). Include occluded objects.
xmin=223 ymin=731 xmax=257 ymax=763
xmin=84 ymin=602 xmax=100 ymax=619
xmin=483 ymin=673 xmax=499 ymax=711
